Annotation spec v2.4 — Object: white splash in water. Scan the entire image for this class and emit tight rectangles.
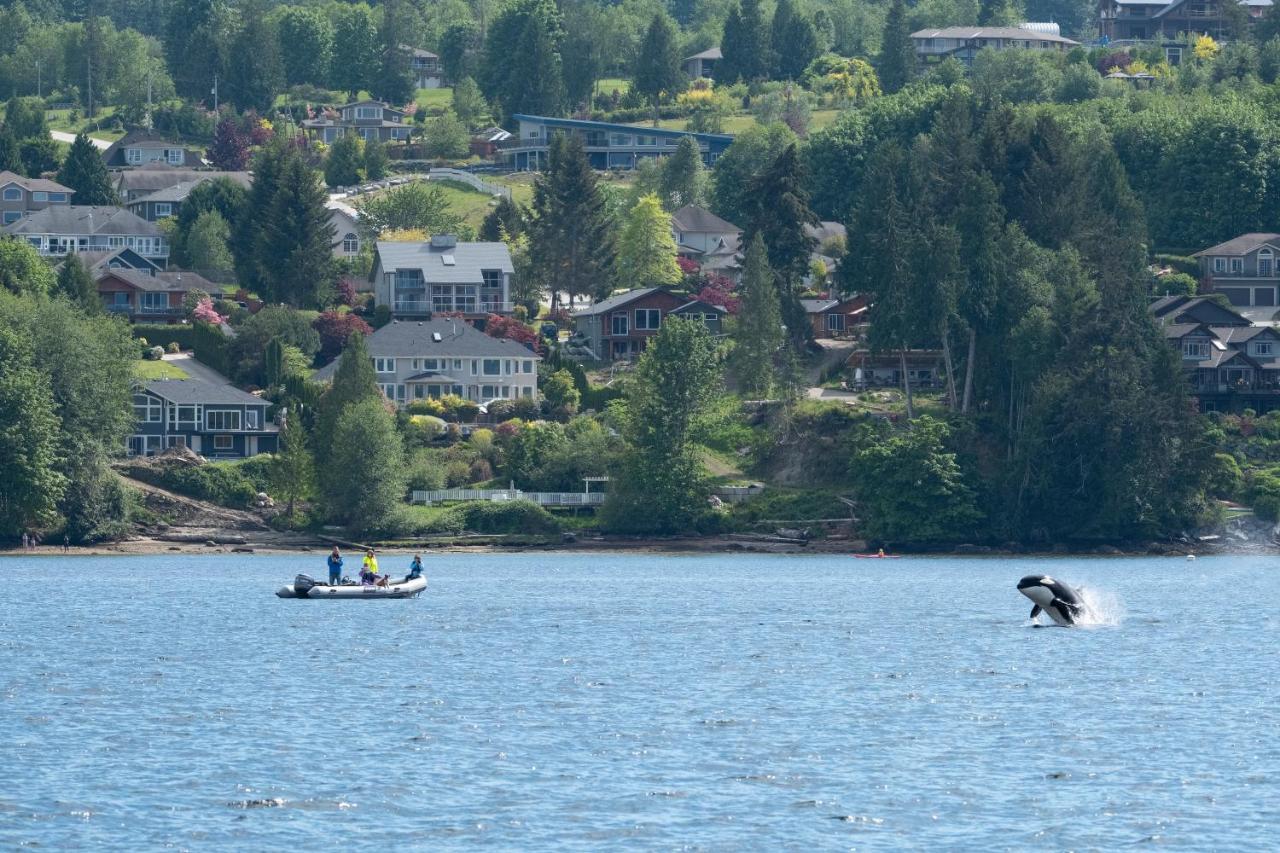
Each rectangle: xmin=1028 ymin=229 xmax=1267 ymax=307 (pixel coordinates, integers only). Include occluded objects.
xmin=1076 ymin=585 xmax=1124 ymax=627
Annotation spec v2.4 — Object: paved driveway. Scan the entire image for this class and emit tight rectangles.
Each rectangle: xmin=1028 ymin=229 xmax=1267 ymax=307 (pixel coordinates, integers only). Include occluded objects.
xmin=161 ymin=352 xmax=232 ymax=385
xmin=49 ymin=130 xmax=112 ymax=150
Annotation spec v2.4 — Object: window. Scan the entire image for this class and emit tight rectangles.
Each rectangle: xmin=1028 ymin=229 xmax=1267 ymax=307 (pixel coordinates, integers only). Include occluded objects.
xmin=1 ymin=211 xmax=20 ymax=224
xmin=167 ymin=436 xmax=187 ymax=448
xmin=32 ymin=191 xmax=47 ymax=202
xmin=213 ymin=435 xmax=234 ymax=451
xmin=133 ymin=394 xmax=162 ymax=422
xmin=610 ymin=133 xmax=633 ymax=147
xmin=1231 ymin=258 xmax=1244 ymax=273
xmin=166 ymin=149 xmax=183 ymax=165
xmin=377 ymin=382 xmax=396 ymax=398
xmin=1 ymin=187 xmax=20 ymax=200
xmin=523 ymin=360 xmax=533 ymax=374
xmin=482 ymin=358 xmax=501 ymax=375
xmin=49 ymin=192 xmax=67 ymax=203
xmin=343 ymin=233 xmax=359 ymax=254
xmin=522 ymin=386 xmax=533 ymax=398
xmin=155 ymin=203 xmax=173 ymax=218
xmin=245 ymin=409 xmax=260 ymax=429
xmin=126 ymin=148 xmax=143 ymax=165
xmin=1183 ymin=341 xmax=1210 ymax=358
xmin=585 ymin=130 xmax=608 ymax=146
xmin=140 ymin=292 xmax=169 ymax=312
xmin=170 ymin=405 xmax=197 ymax=426
xmin=503 ymin=360 xmax=512 ymax=375
xmin=1260 ymin=250 xmax=1273 ymax=277
xmin=1214 ymin=258 xmax=1226 ymax=273
xmin=453 ymin=359 xmax=463 ymax=371
xmin=374 ymin=357 xmax=396 ymax=373
xmin=1255 ymin=342 xmax=1274 ymax=357
xmin=482 ymin=385 xmax=497 ymax=399
xmin=826 ymin=313 xmax=846 ymax=332
xmin=611 ymin=313 xmax=628 ymax=336
xmin=357 ymin=106 xmax=380 ymax=119
xmin=636 ymin=135 xmax=656 ymax=146
xmin=481 ymin=269 xmax=503 ymax=289
xmin=635 ymin=308 xmax=661 ymax=330
xmin=205 ymin=410 xmax=242 ymax=431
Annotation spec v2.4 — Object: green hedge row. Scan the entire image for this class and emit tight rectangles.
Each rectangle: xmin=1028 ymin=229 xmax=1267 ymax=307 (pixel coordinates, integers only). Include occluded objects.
xmin=132 ymin=322 xmax=230 ymax=376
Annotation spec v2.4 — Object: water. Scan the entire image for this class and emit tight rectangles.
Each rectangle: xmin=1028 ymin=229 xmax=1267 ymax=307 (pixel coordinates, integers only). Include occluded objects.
xmin=1 ymin=554 xmax=1277 ymax=849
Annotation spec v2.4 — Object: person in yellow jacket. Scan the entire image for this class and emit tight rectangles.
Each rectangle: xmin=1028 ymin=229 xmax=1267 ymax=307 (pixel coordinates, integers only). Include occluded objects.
xmin=360 ymin=550 xmax=380 ymax=585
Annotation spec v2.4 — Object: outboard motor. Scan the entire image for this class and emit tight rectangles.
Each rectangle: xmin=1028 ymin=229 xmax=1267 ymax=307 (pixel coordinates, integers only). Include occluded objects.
xmin=293 ymin=573 xmax=317 ymax=597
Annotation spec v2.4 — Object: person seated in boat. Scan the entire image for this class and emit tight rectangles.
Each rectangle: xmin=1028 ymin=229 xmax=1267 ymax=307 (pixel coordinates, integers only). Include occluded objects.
xmin=405 ymin=554 xmax=424 ymax=582
xmin=359 ymin=550 xmax=378 ymax=585
xmin=327 ymin=547 xmax=344 ymax=585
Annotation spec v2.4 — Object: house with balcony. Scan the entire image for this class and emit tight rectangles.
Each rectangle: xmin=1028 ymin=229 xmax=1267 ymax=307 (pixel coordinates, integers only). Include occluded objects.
xmin=113 ymin=168 xmax=251 ymax=203
xmin=313 ymin=318 xmax=540 ymax=407
xmin=129 ymin=379 xmax=278 ymax=458
xmin=102 ymin=131 xmax=203 ymax=169
xmin=573 ymin=287 xmax=727 ymax=360
xmin=302 ymin=100 xmax=413 ymax=144
xmin=0 ymin=171 xmax=73 ymax=225
xmin=1150 ymin=294 xmax=1280 ymax=412
xmin=1193 ymin=232 xmax=1280 ymax=312
xmin=403 ymin=45 xmax=443 ymax=88
xmin=3 ymin=205 xmax=168 ymax=264
xmin=803 ymin=295 xmax=868 ymax=339
xmin=96 ymin=268 xmax=216 ymax=322
xmin=502 ymin=115 xmax=734 ymax=171
xmin=1100 ymin=0 xmax=1264 ymax=42
xmin=370 ymin=235 xmax=514 ymax=322
xmin=682 ymin=46 xmax=722 ymax=79
xmin=911 ymin=24 xmax=1079 ymax=66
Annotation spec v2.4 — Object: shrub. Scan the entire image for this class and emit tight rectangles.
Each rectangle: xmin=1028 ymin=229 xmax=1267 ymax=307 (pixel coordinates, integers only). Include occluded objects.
xmin=146 ymin=346 xmax=165 ymax=360
xmin=313 ymin=310 xmax=373 ymax=361
xmin=139 ymin=463 xmax=257 ymax=508
xmin=469 ymin=458 xmax=493 ymax=482
xmin=445 ymin=459 xmax=472 ymax=487
xmin=234 ymin=455 xmax=276 ymax=493
xmin=166 ymin=341 xmax=181 ymax=353
xmin=457 ymin=500 xmax=560 ymax=534
xmin=372 ymin=303 xmax=392 ymax=328
xmin=405 ymin=451 xmax=447 ymax=492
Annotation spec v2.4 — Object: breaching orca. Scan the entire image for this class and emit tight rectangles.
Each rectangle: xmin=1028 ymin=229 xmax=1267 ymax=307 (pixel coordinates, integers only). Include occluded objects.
xmin=1017 ymin=575 xmax=1086 ymax=626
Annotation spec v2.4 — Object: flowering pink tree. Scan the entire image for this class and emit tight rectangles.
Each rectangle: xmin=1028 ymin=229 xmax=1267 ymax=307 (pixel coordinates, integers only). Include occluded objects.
xmin=484 ymin=314 xmax=542 ymax=352
xmin=313 ymin=310 xmax=373 ymax=360
xmin=697 ymin=274 xmax=740 ymax=314
xmin=191 ymin=298 xmax=226 ymax=325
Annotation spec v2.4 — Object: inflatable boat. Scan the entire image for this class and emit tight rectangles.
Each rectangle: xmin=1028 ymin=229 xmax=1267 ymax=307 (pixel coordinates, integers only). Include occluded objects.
xmin=276 ymin=573 xmax=427 ymax=599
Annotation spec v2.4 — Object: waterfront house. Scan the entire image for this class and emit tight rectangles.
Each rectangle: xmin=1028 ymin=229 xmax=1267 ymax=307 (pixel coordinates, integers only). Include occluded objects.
xmin=102 ymin=131 xmax=203 ymax=169
xmin=114 ymin=168 xmax=251 ymax=203
xmin=1099 ymin=0 xmax=1264 ymax=43
xmin=682 ymin=47 xmax=722 ymax=79
xmin=370 ymin=235 xmax=514 ymax=321
xmin=847 ymin=348 xmax=944 ymax=389
xmin=4 ymin=205 xmax=168 ymax=264
xmin=302 ymin=100 xmax=413 ymax=144
xmin=97 ymin=268 xmax=216 ymax=322
xmin=803 ymin=295 xmax=868 ymax=339
xmin=313 ymin=318 xmax=540 ymax=407
xmin=404 ymin=45 xmax=443 ymax=88
xmin=0 ymin=171 xmax=73 ymax=225
xmin=129 ymin=379 xmax=278 ymax=458
xmin=502 ymin=114 xmax=734 ymax=171
xmin=910 ymin=25 xmax=1078 ymax=66
xmin=573 ymin=288 xmax=726 ymax=361
xmin=1193 ymin=232 xmax=1280 ymax=311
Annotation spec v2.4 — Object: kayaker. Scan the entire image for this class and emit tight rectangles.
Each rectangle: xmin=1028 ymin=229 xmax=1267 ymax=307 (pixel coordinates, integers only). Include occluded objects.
xmin=405 ymin=554 xmax=424 ymax=582
xmin=326 ymin=547 xmax=344 ymax=585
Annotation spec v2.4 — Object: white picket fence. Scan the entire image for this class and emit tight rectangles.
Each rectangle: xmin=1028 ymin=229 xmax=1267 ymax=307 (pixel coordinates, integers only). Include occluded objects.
xmin=411 ymin=488 xmax=605 ymax=507
xmin=426 ymin=168 xmax=511 ymax=198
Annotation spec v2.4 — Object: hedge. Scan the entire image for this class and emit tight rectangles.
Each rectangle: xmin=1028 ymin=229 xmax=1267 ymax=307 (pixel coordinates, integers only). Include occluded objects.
xmin=131 ymin=321 xmax=230 ymax=376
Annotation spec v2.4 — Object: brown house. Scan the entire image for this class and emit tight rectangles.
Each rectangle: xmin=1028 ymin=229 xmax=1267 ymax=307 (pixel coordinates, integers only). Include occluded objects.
xmin=803 ymin=295 xmax=867 ymax=339
xmin=573 ymin=287 xmax=726 ymax=360
xmin=97 ymin=268 xmax=216 ymax=322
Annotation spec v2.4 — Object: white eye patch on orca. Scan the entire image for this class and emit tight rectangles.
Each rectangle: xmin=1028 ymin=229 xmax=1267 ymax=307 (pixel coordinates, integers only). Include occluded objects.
xmin=1041 ymin=577 xmax=1055 ymax=585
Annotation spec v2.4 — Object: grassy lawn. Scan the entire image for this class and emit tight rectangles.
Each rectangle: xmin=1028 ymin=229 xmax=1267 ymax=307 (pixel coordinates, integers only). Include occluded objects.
xmin=134 ymin=359 xmax=189 ymax=380
xmin=431 ymin=180 xmax=506 ymax=231
xmin=489 ymin=173 xmax=536 ymax=207
xmin=414 ymin=87 xmax=454 ymax=116
xmin=810 ymin=109 xmax=842 ymax=132
xmin=45 ymin=107 xmax=125 ymax=142
xmin=596 ymin=78 xmax=631 ymax=96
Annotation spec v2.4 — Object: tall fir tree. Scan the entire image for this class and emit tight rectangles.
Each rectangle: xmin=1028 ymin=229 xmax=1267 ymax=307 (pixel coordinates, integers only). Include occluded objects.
xmin=506 ymin=16 xmax=565 ymax=118
xmin=315 ymin=330 xmax=381 ymax=500
xmin=479 ymin=196 xmax=526 ymax=242
xmin=271 ymin=405 xmax=314 ymax=517
xmin=877 ymin=0 xmax=915 ymax=94
xmin=779 ymin=12 xmax=820 ymax=81
xmin=480 ymin=0 xmax=564 ymax=111
xmin=732 ymin=234 xmax=784 ymax=396
xmin=719 ymin=5 xmax=749 ymax=83
xmin=659 ymin=136 xmax=706 ymax=209
xmin=164 ymin=0 xmax=225 ymax=102
xmin=770 ymin=0 xmax=797 ymax=78
xmin=258 ymin=150 xmax=336 ymax=307
xmin=55 ymin=253 xmax=99 ymax=314
xmin=720 ymin=0 xmax=770 ymax=82
xmin=232 ymin=141 xmax=286 ymax=294
xmin=0 ymin=126 xmax=22 ymax=174
xmin=324 ymin=134 xmax=364 ymax=187
xmin=742 ymin=144 xmax=817 ymax=345
xmin=633 ymin=15 xmax=684 ymax=105
xmin=56 ymin=133 xmax=118 ymax=205
xmin=528 ymin=134 xmax=615 ymax=305
xmin=374 ymin=0 xmax=415 ymax=106
xmin=228 ymin=0 xmax=284 ymax=113
xmin=561 ymin=29 xmax=601 ymax=110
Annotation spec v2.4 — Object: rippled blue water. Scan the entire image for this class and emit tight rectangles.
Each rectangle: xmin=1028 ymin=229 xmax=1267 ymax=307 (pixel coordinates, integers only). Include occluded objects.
xmin=1 ymin=553 xmax=1277 ymax=849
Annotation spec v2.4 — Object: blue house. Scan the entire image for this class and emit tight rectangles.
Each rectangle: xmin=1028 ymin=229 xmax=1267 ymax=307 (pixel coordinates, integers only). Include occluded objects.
xmin=503 ymin=115 xmax=734 ymax=171
xmin=129 ymin=380 xmax=279 ymax=458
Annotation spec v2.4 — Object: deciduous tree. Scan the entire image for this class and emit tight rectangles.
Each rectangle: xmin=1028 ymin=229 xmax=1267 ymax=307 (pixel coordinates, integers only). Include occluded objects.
xmin=616 ymin=194 xmax=681 ymax=288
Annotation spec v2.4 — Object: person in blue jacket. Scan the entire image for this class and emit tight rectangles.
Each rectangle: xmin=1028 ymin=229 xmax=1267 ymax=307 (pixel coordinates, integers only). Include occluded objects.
xmin=326 ymin=547 xmax=344 ymax=585
xmin=405 ymin=554 xmax=424 ymax=582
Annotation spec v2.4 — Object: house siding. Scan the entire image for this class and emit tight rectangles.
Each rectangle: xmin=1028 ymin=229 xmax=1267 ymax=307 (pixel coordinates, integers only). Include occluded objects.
xmin=128 ymin=391 xmax=278 ymax=458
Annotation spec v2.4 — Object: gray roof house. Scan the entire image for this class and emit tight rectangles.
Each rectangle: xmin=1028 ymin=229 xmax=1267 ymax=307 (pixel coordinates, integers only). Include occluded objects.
xmin=403 ymin=45 xmax=443 ymax=88
xmin=911 ymin=25 xmax=1079 ymax=66
xmin=1 ymin=171 xmax=74 ymax=225
xmin=302 ymin=100 xmax=413 ymax=144
xmin=682 ymin=46 xmax=722 ymax=79
xmin=4 ymin=205 xmax=168 ymax=264
xmin=314 ymin=318 xmax=540 ymax=407
xmin=671 ymin=204 xmax=742 ymax=281
xmin=102 ymin=131 xmax=204 ymax=169
xmin=130 ymin=379 xmax=278 ymax=458
xmin=370 ymin=234 xmax=515 ymax=320
xmin=114 ymin=168 xmax=251 ymax=203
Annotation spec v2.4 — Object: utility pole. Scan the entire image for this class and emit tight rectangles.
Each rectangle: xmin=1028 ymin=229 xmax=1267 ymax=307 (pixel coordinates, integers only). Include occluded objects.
xmin=36 ymin=60 xmax=41 ymax=99
xmin=212 ymin=73 xmax=218 ymax=112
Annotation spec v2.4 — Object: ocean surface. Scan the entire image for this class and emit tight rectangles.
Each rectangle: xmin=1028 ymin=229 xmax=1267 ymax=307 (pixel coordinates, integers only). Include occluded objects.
xmin=1 ymin=553 xmax=1277 ymax=849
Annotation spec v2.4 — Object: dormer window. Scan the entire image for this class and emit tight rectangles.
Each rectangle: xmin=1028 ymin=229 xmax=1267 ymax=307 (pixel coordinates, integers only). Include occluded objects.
xmin=1260 ymin=249 xmax=1274 ymax=277
xmin=357 ymin=106 xmax=380 ymax=119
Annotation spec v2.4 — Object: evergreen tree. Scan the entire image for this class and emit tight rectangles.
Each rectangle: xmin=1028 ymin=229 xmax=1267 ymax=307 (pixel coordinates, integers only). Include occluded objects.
xmin=601 ymin=317 xmax=721 ymax=533
xmin=233 ymin=141 xmax=286 ymax=293
xmin=324 ymin=134 xmax=364 ymax=187
xmin=315 ymin=330 xmax=382 ymax=507
xmin=0 ymin=125 xmax=22 ymax=174
xmin=55 ymin=253 xmax=98 ymax=313
xmin=173 ymin=178 xmax=246 ymax=266
xmin=617 ymin=194 xmax=682 ymax=288
xmin=258 ymin=150 xmax=336 ymax=307
xmin=326 ymin=398 xmax=405 ymax=532
xmin=479 ymin=196 xmax=526 ymax=242
xmin=330 ymin=4 xmax=379 ymax=95
xmin=164 ymin=0 xmax=225 ymax=102
xmin=20 ymin=138 xmax=62 ymax=179
xmin=227 ymin=0 xmax=284 ymax=113
xmin=4 ymin=96 xmax=48 ymax=140
xmin=272 ymin=405 xmax=315 ymax=517
xmin=278 ymin=7 xmax=334 ymax=87
xmin=779 ymin=13 xmax=820 ymax=81
xmin=877 ymin=0 xmax=915 ymax=94
xmin=506 ymin=16 xmax=565 ymax=117
xmin=658 ymin=136 xmax=706 ymax=209
xmin=264 ymin=338 xmax=286 ymax=387
xmin=528 ymin=134 xmax=616 ymax=305
xmin=439 ymin=22 xmax=480 ymax=83
xmin=742 ymin=144 xmax=816 ymax=345
xmin=451 ymin=77 xmax=489 ymax=127
xmin=770 ymin=0 xmax=797 ymax=79
xmin=56 ymin=133 xmax=118 ymax=206
xmin=633 ymin=15 xmax=684 ymax=105
xmin=561 ymin=29 xmax=601 ymax=111
xmin=0 ymin=324 xmax=66 ymax=538
xmin=206 ymin=117 xmax=250 ymax=171
xmin=363 ymin=139 xmax=388 ymax=180
xmin=481 ymin=0 xmax=564 ymax=114
xmin=184 ymin=210 xmax=234 ymax=274
xmin=732 ymin=234 xmax=783 ymax=396
xmin=374 ymin=0 xmax=415 ymax=106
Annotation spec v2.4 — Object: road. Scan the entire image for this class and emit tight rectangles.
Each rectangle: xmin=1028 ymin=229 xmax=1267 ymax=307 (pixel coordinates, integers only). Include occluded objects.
xmin=49 ymin=130 xmax=112 ymax=150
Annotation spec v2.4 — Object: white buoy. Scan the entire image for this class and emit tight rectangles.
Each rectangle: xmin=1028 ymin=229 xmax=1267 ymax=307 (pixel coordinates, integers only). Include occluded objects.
xmin=1186 ymin=554 xmax=1196 ymax=561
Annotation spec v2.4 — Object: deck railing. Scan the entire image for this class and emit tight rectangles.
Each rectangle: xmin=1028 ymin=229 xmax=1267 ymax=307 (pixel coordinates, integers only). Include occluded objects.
xmin=411 ymin=488 xmax=606 ymax=507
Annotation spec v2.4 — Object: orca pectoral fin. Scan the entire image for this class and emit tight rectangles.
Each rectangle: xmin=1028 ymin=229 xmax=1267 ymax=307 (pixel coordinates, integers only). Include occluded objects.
xmin=1030 ymin=604 xmax=1042 ymax=619
xmin=1052 ymin=599 xmax=1076 ymax=625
